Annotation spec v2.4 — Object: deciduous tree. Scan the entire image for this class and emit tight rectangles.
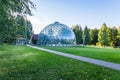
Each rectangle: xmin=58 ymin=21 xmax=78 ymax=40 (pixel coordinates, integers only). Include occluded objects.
xmin=0 ymin=0 xmax=35 ymax=44
xmin=98 ymin=23 xmax=108 ymax=46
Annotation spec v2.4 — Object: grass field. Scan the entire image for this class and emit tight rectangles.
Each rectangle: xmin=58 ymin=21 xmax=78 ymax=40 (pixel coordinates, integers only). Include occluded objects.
xmin=0 ymin=45 xmax=120 ymax=80
xmin=45 ymin=46 xmax=120 ymax=64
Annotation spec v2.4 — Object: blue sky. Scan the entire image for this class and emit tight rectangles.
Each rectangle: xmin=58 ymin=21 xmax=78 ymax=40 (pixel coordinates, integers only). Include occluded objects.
xmin=28 ymin=0 xmax=120 ymax=34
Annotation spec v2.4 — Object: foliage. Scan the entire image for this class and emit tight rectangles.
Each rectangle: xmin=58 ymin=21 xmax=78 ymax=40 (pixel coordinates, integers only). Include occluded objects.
xmin=0 ymin=0 xmax=35 ymax=44
xmin=116 ymin=26 xmax=120 ymax=47
xmin=83 ymin=26 xmax=90 ymax=44
xmin=107 ymin=27 xmax=118 ymax=46
xmin=72 ymin=25 xmax=83 ymax=44
xmin=15 ymin=15 xmax=33 ymax=42
xmin=71 ymin=23 xmax=120 ymax=47
xmin=98 ymin=23 xmax=109 ymax=46
xmin=0 ymin=45 xmax=120 ymax=80
xmin=89 ymin=28 xmax=98 ymax=45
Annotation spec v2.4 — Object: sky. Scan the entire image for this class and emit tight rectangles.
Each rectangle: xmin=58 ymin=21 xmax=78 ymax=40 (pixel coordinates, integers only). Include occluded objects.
xmin=28 ymin=0 xmax=120 ymax=34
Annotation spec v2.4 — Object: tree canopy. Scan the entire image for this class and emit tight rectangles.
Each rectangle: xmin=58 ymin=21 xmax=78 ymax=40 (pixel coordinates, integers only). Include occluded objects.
xmin=72 ymin=23 xmax=120 ymax=47
xmin=83 ymin=26 xmax=90 ymax=45
xmin=72 ymin=25 xmax=82 ymax=44
xmin=0 ymin=0 xmax=35 ymax=44
xmin=90 ymin=28 xmax=98 ymax=45
xmin=98 ymin=23 xmax=109 ymax=46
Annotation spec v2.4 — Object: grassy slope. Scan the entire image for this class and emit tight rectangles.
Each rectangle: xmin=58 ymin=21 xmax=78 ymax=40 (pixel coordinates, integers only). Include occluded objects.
xmin=0 ymin=45 xmax=120 ymax=80
xmin=44 ymin=46 xmax=120 ymax=64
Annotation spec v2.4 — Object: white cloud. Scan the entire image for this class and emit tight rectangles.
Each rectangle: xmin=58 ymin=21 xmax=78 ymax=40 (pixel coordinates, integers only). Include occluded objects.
xmin=27 ymin=16 xmax=40 ymax=24
xmin=27 ymin=16 xmax=51 ymax=34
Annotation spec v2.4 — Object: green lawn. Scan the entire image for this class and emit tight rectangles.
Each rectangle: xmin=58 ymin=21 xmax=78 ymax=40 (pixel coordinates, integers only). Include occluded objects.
xmin=0 ymin=45 xmax=120 ymax=80
xmin=44 ymin=46 xmax=120 ymax=64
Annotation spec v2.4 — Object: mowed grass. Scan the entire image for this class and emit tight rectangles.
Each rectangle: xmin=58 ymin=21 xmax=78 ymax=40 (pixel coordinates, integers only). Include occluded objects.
xmin=0 ymin=45 xmax=120 ymax=80
xmin=44 ymin=46 xmax=120 ymax=64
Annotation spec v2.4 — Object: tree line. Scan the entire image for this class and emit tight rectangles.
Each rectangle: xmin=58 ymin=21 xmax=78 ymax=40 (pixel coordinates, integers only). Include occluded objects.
xmin=0 ymin=0 xmax=35 ymax=45
xmin=72 ymin=23 xmax=120 ymax=47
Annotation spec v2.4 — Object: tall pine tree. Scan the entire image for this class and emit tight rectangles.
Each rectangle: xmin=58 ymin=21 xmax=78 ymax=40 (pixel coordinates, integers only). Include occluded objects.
xmin=90 ymin=28 xmax=98 ymax=45
xmin=72 ymin=25 xmax=82 ymax=44
xmin=83 ymin=26 xmax=90 ymax=45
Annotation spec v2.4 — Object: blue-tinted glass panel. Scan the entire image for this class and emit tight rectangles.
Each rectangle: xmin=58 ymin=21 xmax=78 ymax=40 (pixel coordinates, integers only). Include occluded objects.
xmin=37 ymin=22 xmax=76 ymax=46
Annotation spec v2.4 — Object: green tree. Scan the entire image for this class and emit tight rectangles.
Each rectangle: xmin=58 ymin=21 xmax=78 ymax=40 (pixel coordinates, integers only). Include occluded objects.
xmin=15 ymin=15 xmax=33 ymax=43
xmin=72 ymin=25 xmax=82 ymax=44
xmin=83 ymin=26 xmax=90 ymax=44
xmin=116 ymin=26 xmax=120 ymax=47
xmin=26 ymin=20 xmax=33 ymax=40
xmin=98 ymin=23 xmax=109 ymax=46
xmin=107 ymin=27 xmax=118 ymax=47
xmin=15 ymin=15 xmax=26 ymax=37
xmin=0 ymin=0 xmax=35 ymax=44
xmin=90 ymin=28 xmax=98 ymax=45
